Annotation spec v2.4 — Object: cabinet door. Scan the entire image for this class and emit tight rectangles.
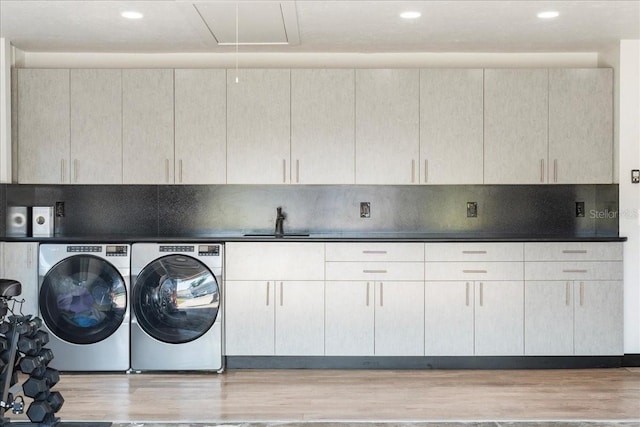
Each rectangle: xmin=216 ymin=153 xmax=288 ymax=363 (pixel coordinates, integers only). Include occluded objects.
xmin=291 ymin=69 xmax=355 ymax=184
xmin=524 ymin=281 xmax=573 ymax=355
xmin=356 ymin=69 xmax=419 ymax=184
xmin=17 ymin=69 xmax=70 ymax=184
xmin=484 ymin=69 xmax=548 ymax=184
xmin=275 ymin=281 xmax=325 ymax=355
xmin=474 ymin=281 xmax=524 ymax=355
xmin=224 ymin=281 xmax=275 ymax=355
xmin=175 ymin=69 xmax=226 ymax=184
xmin=325 ymin=281 xmax=374 ymax=356
xmin=123 ymin=69 xmax=174 ymax=184
xmin=425 ymin=281 xmax=474 ymax=356
xmin=574 ymin=281 xmax=623 ymax=355
xmin=374 ymin=281 xmax=424 ymax=356
xmin=549 ymin=69 xmax=613 ymax=184
xmin=227 ymin=69 xmax=290 ymax=184
xmin=2 ymin=242 xmax=39 ymax=317
xmin=420 ymin=69 xmax=483 ymax=184
xmin=70 ymin=69 xmax=122 ymax=184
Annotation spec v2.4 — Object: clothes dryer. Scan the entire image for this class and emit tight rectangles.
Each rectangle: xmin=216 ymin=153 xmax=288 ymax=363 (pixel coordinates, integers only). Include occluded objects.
xmin=131 ymin=243 xmax=223 ymax=371
xmin=38 ymin=244 xmax=130 ymax=371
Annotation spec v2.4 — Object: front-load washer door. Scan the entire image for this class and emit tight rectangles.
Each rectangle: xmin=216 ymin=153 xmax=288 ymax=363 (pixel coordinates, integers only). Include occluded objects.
xmin=133 ymin=255 xmax=220 ymax=344
xmin=39 ymin=255 xmax=127 ymax=345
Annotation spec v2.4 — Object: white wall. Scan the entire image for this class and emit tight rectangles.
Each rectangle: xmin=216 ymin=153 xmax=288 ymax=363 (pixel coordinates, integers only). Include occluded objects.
xmin=617 ymin=40 xmax=640 ymax=354
xmin=0 ymin=38 xmax=11 ymax=183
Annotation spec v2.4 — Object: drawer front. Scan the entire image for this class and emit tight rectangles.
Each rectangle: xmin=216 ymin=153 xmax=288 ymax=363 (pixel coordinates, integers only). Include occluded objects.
xmin=425 ymin=243 xmax=524 ymax=262
xmin=525 ymin=261 xmax=623 ymax=281
xmin=226 ymin=242 xmax=325 ymax=280
xmin=326 ymin=243 xmax=424 ymax=262
xmin=425 ymin=262 xmax=523 ymax=281
xmin=326 ymin=262 xmax=424 ymax=281
xmin=524 ymin=242 xmax=623 ymax=261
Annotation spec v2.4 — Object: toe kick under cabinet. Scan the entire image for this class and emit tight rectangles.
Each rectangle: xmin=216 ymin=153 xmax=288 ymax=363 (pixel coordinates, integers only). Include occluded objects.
xmin=524 ymin=242 xmax=624 ymax=356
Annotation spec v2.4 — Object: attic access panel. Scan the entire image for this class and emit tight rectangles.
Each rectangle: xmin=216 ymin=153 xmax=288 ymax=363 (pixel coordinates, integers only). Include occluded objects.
xmin=195 ymin=1 xmax=300 ymax=46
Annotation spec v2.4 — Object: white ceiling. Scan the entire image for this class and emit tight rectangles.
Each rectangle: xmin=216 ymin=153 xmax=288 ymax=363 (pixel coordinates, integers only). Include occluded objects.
xmin=0 ymin=1 xmax=638 ymax=54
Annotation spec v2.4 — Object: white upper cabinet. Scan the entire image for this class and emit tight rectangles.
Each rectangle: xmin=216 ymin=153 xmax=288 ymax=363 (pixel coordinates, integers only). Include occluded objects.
xmin=17 ymin=69 xmax=70 ymax=184
xmin=227 ymin=69 xmax=291 ymax=184
xmin=548 ymin=69 xmax=613 ymax=184
xmin=174 ymin=69 xmax=227 ymax=184
xmin=355 ymin=69 xmax=420 ymax=184
xmin=70 ymin=69 xmax=123 ymax=184
xmin=291 ymin=69 xmax=355 ymax=184
xmin=122 ymin=69 xmax=175 ymax=184
xmin=420 ymin=69 xmax=484 ymax=184
xmin=484 ymin=69 xmax=549 ymax=184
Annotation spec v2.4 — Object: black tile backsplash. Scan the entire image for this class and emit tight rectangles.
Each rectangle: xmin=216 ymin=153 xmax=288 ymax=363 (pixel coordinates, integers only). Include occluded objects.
xmin=2 ymin=183 xmax=620 ymax=238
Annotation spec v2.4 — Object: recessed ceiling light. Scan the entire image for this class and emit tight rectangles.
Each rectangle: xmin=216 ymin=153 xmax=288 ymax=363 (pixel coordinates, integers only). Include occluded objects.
xmin=537 ymin=11 xmax=560 ymax=19
xmin=121 ymin=11 xmax=143 ymax=20
xmin=400 ymin=11 xmax=421 ymax=19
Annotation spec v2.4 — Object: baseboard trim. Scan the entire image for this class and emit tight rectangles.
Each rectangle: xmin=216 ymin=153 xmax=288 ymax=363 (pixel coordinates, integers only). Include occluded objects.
xmin=226 ymin=355 xmax=627 ymax=370
xmin=622 ymin=353 xmax=640 ymax=367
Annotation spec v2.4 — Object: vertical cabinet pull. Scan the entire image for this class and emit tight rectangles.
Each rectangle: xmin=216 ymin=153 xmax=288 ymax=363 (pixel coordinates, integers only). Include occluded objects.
xmin=479 ymin=282 xmax=484 ymax=307
xmin=266 ymin=282 xmax=270 ymax=306
xmin=295 ymin=159 xmax=300 ymax=183
xmin=280 ymin=282 xmax=284 ymax=306
xmin=282 ymin=159 xmax=287 ymax=183
xmin=411 ymin=159 xmax=416 ymax=183
xmin=165 ymin=159 xmax=170 ymax=183
xmin=540 ymin=159 xmax=545 ymax=183
xmin=566 ymin=282 xmax=571 ymax=306
xmin=179 ymin=159 xmax=183 ymax=183
xmin=424 ymin=159 xmax=428 ymax=183
xmin=74 ymin=159 xmax=78 ymax=183
xmin=366 ymin=282 xmax=370 ymax=306
xmin=465 ymin=282 xmax=470 ymax=306
xmin=579 ymin=282 xmax=584 ymax=306
xmin=379 ymin=282 xmax=384 ymax=307
xmin=60 ymin=159 xmax=65 ymax=183
xmin=553 ymin=159 xmax=558 ymax=183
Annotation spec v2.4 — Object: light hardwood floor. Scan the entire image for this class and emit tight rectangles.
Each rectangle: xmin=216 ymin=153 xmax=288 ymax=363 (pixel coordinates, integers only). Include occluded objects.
xmin=11 ymin=368 xmax=640 ymax=423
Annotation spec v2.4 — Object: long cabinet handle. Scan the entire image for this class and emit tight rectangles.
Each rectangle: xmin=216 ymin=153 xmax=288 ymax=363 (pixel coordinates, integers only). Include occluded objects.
xmin=363 ymin=250 xmax=387 ymax=254
xmin=379 ymin=282 xmax=384 ymax=307
xmin=579 ymin=282 xmax=584 ymax=306
xmin=540 ymin=159 xmax=545 ymax=183
xmin=479 ymin=282 xmax=484 ymax=307
xmin=465 ymin=282 xmax=470 ymax=306
xmin=165 ymin=159 xmax=170 ymax=183
xmin=280 ymin=282 xmax=284 ymax=306
xmin=411 ymin=159 xmax=416 ymax=183
xmin=424 ymin=159 xmax=428 ymax=183
xmin=364 ymin=269 xmax=387 ymax=274
xmin=266 ymin=282 xmax=270 ymax=306
xmin=563 ymin=269 xmax=588 ymax=274
xmin=463 ymin=269 xmax=487 ymax=274
xmin=282 ymin=159 xmax=287 ymax=183
xmin=566 ymin=282 xmax=571 ymax=306
xmin=179 ymin=159 xmax=183 ymax=183
xmin=562 ymin=250 xmax=588 ymax=254
xmin=295 ymin=159 xmax=300 ymax=183
xmin=366 ymin=282 xmax=370 ymax=306
xmin=74 ymin=159 xmax=78 ymax=183
xmin=554 ymin=159 xmax=558 ymax=183
xmin=462 ymin=250 xmax=487 ymax=254
xmin=61 ymin=159 xmax=65 ymax=183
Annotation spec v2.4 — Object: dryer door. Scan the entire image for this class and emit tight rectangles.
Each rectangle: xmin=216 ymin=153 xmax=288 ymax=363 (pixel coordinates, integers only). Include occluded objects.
xmin=133 ymin=255 xmax=220 ymax=344
xmin=39 ymin=255 xmax=127 ymax=344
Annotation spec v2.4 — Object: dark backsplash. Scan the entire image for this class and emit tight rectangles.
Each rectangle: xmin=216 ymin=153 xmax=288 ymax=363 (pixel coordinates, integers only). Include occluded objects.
xmin=0 ymin=184 xmax=620 ymax=238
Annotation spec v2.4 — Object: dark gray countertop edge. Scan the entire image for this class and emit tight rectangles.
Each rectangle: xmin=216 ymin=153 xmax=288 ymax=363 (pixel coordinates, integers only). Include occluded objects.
xmin=0 ymin=235 xmax=628 ymax=243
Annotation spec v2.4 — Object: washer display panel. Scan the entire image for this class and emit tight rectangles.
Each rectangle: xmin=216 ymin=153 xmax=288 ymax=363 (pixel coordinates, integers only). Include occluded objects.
xmin=40 ymin=255 xmax=127 ymax=345
xmin=134 ymin=255 xmax=220 ymax=344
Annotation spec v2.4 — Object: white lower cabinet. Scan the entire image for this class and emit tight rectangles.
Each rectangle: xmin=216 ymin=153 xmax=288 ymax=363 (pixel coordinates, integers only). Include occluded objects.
xmin=225 ymin=281 xmax=275 ymax=355
xmin=275 ymin=281 xmax=325 ymax=356
xmin=574 ymin=281 xmax=623 ymax=355
xmin=474 ymin=281 xmax=524 ymax=356
xmin=374 ymin=281 xmax=424 ymax=356
xmin=1 ymin=242 xmax=39 ymax=317
xmin=524 ymin=281 xmax=574 ymax=355
xmin=424 ymin=281 xmax=474 ymax=356
xmin=325 ymin=281 xmax=373 ymax=356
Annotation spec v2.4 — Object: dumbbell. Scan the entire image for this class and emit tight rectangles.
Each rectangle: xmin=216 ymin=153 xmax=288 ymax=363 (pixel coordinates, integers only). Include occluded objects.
xmin=47 ymin=391 xmax=64 ymax=412
xmin=0 ymin=336 xmax=7 ymax=351
xmin=0 ymin=321 xmax=9 ymax=334
xmin=23 ymin=376 xmax=51 ymax=399
xmin=40 ymin=367 xmax=60 ymax=386
xmin=17 ymin=330 xmax=50 ymax=356
xmin=26 ymin=400 xmax=54 ymax=423
xmin=19 ymin=348 xmax=54 ymax=375
xmin=14 ymin=316 xmax=42 ymax=336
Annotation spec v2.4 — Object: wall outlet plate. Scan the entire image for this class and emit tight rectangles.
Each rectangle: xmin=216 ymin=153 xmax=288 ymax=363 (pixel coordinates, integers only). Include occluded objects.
xmin=467 ymin=202 xmax=478 ymax=218
xmin=55 ymin=201 xmax=65 ymax=217
xmin=576 ymin=201 xmax=585 ymax=217
xmin=632 ymin=170 xmax=640 ymax=184
xmin=360 ymin=202 xmax=370 ymax=218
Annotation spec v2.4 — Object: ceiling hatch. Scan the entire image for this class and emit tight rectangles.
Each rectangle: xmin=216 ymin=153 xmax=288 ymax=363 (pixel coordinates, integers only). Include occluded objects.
xmin=194 ymin=1 xmax=300 ymax=46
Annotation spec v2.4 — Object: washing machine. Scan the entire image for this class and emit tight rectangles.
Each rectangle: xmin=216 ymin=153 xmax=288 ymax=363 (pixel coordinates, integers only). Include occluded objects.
xmin=131 ymin=243 xmax=223 ymax=371
xmin=38 ymin=244 xmax=130 ymax=371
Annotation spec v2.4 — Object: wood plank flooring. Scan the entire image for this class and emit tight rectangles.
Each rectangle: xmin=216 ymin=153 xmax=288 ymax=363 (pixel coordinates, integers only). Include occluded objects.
xmin=9 ymin=368 xmax=640 ymax=423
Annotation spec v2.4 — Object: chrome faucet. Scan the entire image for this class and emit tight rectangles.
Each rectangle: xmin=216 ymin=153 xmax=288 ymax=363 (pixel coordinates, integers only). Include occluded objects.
xmin=275 ymin=206 xmax=286 ymax=237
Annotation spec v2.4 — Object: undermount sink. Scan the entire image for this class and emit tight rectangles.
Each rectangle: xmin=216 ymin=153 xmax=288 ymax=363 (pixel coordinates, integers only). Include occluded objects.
xmin=243 ymin=233 xmax=310 ymax=238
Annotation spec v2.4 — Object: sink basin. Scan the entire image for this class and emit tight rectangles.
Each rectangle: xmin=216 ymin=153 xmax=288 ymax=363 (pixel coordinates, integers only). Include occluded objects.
xmin=243 ymin=233 xmax=310 ymax=238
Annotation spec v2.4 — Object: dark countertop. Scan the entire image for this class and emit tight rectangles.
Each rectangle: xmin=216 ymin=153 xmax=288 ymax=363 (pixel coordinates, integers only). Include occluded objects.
xmin=0 ymin=232 xmax=628 ymax=243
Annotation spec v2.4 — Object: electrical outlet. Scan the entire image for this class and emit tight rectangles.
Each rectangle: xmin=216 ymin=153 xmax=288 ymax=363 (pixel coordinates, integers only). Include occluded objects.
xmin=55 ymin=201 xmax=65 ymax=217
xmin=632 ymin=170 xmax=640 ymax=184
xmin=360 ymin=202 xmax=371 ymax=218
xmin=466 ymin=202 xmax=478 ymax=218
xmin=576 ymin=201 xmax=585 ymax=217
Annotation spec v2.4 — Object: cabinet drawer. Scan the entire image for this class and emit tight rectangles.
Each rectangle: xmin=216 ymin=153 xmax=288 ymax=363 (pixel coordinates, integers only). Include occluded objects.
xmin=226 ymin=242 xmax=325 ymax=280
xmin=326 ymin=262 xmax=424 ymax=281
xmin=525 ymin=261 xmax=623 ymax=281
xmin=326 ymin=243 xmax=424 ymax=262
xmin=524 ymin=242 xmax=622 ymax=261
xmin=425 ymin=262 xmax=523 ymax=281
xmin=425 ymin=243 xmax=523 ymax=262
